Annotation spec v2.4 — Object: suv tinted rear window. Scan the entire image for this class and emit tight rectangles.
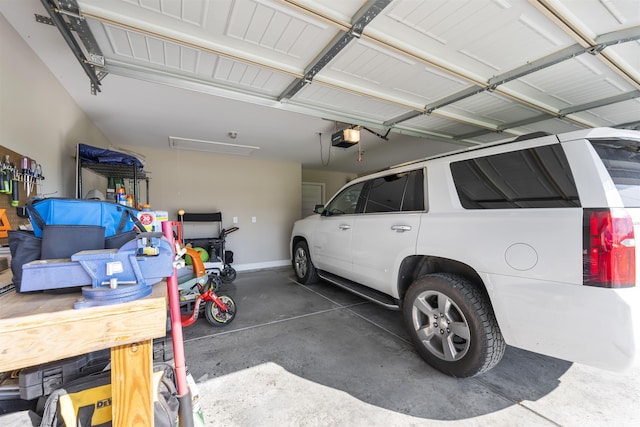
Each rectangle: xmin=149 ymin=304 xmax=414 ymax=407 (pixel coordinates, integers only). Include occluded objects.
xmin=451 ymin=145 xmax=580 ymax=209
xmin=591 ymin=139 xmax=640 ymax=207
xmin=363 ymin=169 xmax=424 ymax=213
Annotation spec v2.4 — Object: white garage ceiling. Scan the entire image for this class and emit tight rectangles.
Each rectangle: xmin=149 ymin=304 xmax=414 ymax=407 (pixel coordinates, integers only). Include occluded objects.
xmin=2 ymin=0 xmax=639 ymax=174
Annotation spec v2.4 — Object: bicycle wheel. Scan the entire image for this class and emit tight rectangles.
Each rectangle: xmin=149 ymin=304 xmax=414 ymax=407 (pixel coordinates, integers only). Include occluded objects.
xmin=204 ymin=295 xmax=237 ymax=326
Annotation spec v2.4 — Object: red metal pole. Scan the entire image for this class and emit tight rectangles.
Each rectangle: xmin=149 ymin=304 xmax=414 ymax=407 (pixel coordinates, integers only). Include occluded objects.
xmin=162 ymin=220 xmax=194 ymax=427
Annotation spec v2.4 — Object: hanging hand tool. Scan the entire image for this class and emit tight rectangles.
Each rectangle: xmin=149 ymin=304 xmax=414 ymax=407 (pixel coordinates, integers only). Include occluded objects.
xmin=26 ymin=163 xmax=30 ymax=198
xmin=1 ymin=157 xmax=10 ymax=194
xmin=0 ymin=157 xmax=4 ymax=194
xmin=3 ymin=169 xmax=12 ymax=196
xmin=1 ymin=157 xmax=8 ymax=194
xmin=22 ymin=156 xmax=29 ymax=192
xmin=27 ymin=160 xmax=36 ymax=197
xmin=11 ymin=165 xmax=19 ymax=207
xmin=35 ymin=163 xmax=44 ymax=196
xmin=1 ymin=162 xmax=12 ymax=197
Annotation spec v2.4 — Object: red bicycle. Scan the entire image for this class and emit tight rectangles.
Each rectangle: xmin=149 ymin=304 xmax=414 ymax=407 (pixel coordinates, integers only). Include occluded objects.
xmin=171 ymin=221 xmax=237 ymax=327
xmin=179 ymin=245 xmax=237 ymax=327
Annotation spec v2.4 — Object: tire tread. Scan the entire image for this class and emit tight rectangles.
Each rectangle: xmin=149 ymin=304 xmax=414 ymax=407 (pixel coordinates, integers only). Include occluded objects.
xmin=293 ymin=241 xmax=318 ymax=285
xmin=405 ymin=273 xmax=506 ymax=377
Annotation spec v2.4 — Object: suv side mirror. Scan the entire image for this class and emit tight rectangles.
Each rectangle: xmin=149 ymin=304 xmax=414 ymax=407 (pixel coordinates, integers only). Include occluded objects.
xmin=313 ymin=204 xmax=325 ymax=214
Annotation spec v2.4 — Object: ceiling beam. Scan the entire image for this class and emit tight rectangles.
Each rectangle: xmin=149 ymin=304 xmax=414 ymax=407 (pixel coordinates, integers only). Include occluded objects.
xmin=558 ymin=90 xmax=640 ymax=116
xmin=41 ymin=0 xmax=103 ymax=93
xmin=531 ymin=0 xmax=640 ymax=88
xmin=382 ymin=110 xmax=422 ymax=128
xmin=456 ymin=90 xmax=640 ymax=141
xmin=278 ymin=0 xmax=391 ymax=101
xmin=487 ymin=45 xmax=585 ymax=89
xmin=455 ymin=115 xmax=552 ymax=141
xmin=277 ymin=31 xmax=356 ymax=101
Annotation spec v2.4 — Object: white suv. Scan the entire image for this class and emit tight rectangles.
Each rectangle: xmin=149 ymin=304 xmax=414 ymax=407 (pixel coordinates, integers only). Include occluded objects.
xmin=291 ymin=127 xmax=640 ymax=377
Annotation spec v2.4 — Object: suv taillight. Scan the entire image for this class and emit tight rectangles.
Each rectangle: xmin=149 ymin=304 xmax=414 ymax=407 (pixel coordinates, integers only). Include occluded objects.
xmin=584 ymin=209 xmax=635 ymax=288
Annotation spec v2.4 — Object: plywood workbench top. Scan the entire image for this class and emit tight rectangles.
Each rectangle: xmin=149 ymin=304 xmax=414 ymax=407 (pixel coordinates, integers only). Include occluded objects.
xmin=0 ymin=265 xmax=170 ymax=425
xmin=0 ymin=269 xmax=168 ymax=373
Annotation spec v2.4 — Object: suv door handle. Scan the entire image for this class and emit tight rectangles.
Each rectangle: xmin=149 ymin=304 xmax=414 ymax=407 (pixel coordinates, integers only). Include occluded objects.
xmin=391 ymin=225 xmax=412 ymax=232
xmin=339 ymin=224 xmax=351 ymax=230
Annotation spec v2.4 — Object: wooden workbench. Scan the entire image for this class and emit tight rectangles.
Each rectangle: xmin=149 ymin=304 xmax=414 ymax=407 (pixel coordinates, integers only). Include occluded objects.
xmin=0 ymin=269 xmax=168 ymax=426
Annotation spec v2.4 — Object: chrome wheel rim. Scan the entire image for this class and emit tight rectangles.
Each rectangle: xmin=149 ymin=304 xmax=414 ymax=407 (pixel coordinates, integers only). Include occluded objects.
xmin=411 ymin=290 xmax=471 ymax=361
xmin=294 ymin=246 xmax=308 ymax=278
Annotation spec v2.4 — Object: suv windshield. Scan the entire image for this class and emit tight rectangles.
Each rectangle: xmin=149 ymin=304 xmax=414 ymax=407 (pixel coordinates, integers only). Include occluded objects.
xmin=591 ymin=139 xmax=640 ymax=207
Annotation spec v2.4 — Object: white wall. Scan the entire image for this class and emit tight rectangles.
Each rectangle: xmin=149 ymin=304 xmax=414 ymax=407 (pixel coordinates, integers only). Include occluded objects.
xmin=118 ymin=145 xmax=301 ymax=270
xmin=0 ymin=14 xmax=111 ymax=198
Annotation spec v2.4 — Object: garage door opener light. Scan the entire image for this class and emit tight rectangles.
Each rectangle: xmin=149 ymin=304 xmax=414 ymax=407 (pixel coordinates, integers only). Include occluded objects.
xmin=331 ymin=127 xmax=361 ymax=148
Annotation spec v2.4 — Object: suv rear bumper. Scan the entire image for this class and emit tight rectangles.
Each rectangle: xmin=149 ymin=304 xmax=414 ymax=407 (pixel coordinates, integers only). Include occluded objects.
xmin=487 ymin=274 xmax=640 ymax=371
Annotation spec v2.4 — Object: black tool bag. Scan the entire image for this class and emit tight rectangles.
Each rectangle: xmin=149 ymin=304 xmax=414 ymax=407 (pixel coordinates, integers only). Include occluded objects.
xmin=8 ymin=230 xmax=41 ymax=292
xmin=40 ymin=225 xmax=106 ymax=260
xmin=8 ymin=226 xmax=106 ymax=293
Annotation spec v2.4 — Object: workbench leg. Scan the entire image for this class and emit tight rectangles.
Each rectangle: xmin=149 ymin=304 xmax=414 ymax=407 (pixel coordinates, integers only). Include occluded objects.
xmin=111 ymin=340 xmax=153 ymax=426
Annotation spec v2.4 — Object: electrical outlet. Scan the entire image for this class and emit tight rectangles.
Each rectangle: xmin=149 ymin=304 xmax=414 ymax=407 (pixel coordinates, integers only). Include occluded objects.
xmin=233 ymin=216 xmax=238 ymax=224
xmin=252 ymin=216 xmax=256 ymax=223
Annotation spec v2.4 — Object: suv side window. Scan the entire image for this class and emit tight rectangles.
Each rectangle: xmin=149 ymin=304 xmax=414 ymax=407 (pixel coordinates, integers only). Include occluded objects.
xmin=402 ymin=168 xmax=425 ymax=211
xmin=450 ymin=145 xmax=580 ymax=209
xmin=363 ymin=169 xmax=425 ymax=213
xmin=324 ymin=182 xmax=366 ymax=215
xmin=365 ymin=175 xmax=406 ymax=213
xmin=591 ymin=139 xmax=640 ymax=207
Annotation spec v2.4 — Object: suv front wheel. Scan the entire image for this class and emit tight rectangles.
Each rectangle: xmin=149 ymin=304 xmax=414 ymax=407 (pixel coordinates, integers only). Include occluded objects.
xmin=292 ymin=240 xmax=319 ymax=285
xmin=403 ymin=273 xmax=505 ymax=377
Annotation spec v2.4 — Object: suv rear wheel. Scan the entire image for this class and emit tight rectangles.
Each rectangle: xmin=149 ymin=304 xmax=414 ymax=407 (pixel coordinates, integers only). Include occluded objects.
xmin=293 ymin=241 xmax=318 ymax=285
xmin=403 ymin=273 xmax=505 ymax=377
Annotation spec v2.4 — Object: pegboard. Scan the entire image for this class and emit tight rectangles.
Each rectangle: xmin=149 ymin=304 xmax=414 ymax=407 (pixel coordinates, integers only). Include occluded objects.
xmin=0 ymin=145 xmax=40 ymax=245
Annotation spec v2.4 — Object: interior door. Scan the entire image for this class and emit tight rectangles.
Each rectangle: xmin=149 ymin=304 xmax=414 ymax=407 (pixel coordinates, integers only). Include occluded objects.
xmin=301 ymin=182 xmax=325 ymax=218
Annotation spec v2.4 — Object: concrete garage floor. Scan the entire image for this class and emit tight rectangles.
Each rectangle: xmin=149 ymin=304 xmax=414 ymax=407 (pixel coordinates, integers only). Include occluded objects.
xmin=181 ymin=268 xmax=640 ymax=427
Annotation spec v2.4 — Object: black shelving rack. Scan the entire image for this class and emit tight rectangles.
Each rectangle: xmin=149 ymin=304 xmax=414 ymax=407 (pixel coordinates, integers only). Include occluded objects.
xmin=77 ymin=160 xmax=149 ymax=206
